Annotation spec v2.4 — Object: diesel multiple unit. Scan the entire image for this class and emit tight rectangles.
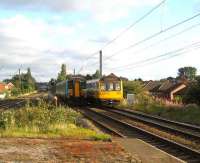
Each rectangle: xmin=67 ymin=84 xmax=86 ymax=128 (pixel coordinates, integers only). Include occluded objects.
xmin=54 ymin=73 xmax=123 ymax=104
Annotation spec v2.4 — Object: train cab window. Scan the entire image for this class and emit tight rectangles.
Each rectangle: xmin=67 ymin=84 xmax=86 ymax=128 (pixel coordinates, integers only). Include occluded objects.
xmin=105 ymin=82 xmax=114 ymax=91
xmin=114 ymin=82 xmax=120 ymax=91
xmin=109 ymin=83 xmax=114 ymax=91
xmin=105 ymin=82 xmax=109 ymax=91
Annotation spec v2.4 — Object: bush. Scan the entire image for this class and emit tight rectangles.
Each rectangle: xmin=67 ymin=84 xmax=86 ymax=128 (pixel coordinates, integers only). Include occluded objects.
xmin=0 ymin=101 xmax=79 ymax=132
xmin=0 ymin=101 xmax=111 ymax=140
xmin=183 ymin=82 xmax=200 ymax=105
xmin=123 ymin=81 xmax=144 ymax=98
xmin=11 ymin=88 xmax=21 ymax=96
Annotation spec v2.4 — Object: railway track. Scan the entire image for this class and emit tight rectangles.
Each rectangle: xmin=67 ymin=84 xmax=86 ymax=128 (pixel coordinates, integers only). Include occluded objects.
xmin=0 ymin=99 xmax=26 ymax=109
xmin=79 ymin=107 xmax=200 ymax=162
xmin=0 ymin=92 xmax=46 ymax=110
xmin=106 ymin=107 xmax=200 ymax=141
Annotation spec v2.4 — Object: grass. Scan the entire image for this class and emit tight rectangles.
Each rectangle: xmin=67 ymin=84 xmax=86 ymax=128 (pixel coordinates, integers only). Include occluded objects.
xmin=118 ymin=97 xmax=200 ymax=125
xmin=0 ymin=101 xmax=110 ymax=141
xmin=132 ymin=103 xmax=200 ymax=125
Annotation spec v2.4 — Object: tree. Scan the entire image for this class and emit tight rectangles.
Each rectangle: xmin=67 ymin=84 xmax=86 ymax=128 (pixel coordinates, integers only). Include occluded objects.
xmin=49 ymin=78 xmax=56 ymax=86
xmin=4 ymin=67 xmax=36 ymax=95
xmin=183 ymin=76 xmax=200 ymax=105
xmin=57 ymin=64 xmax=67 ymax=82
xmin=24 ymin=68 xmax=36 ymax=91
xmin=178 ymin=67 xmax=197 ymax=80
xmin=85 ymin=74 xmax=92 ymax=80
xmin=92 ymin=70 xmax=100 ymax=79
xmin=123 ymin=81 xmax=144 ymax=98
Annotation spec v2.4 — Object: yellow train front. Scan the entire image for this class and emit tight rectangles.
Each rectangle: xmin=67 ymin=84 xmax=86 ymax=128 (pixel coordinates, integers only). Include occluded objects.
xmin=84 ymin=73 xmax=123 ymax=104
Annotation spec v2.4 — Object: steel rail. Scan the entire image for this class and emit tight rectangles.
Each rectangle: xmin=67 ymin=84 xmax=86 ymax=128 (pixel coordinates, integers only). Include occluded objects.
xmin=107 ymin=108 xmax=200 ymax=140
xmin=86 ymin=107 xmax=200 ymax=162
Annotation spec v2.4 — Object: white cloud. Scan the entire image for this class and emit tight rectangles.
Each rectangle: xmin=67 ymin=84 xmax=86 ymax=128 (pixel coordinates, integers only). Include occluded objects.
xmin=0 ymin=0 xmax=199 ymax=81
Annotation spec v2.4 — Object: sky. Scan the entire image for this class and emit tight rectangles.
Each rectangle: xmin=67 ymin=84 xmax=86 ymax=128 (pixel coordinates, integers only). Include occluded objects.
xmin=0 ymin=0 xmax=200 ymax=82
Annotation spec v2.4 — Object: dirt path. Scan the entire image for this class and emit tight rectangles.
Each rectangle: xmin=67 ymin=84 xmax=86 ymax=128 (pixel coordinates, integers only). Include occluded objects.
xmin=0 ymin=138 xmax=140 ymax=162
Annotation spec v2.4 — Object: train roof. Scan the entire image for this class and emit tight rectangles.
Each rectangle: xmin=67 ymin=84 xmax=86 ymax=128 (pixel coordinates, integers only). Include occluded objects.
xmin=86 ymin=79 xmax=99 ymax=83
xmin=86 ymin=73 xmax=121 ymax=83
xmin=100 ymin=73 xmax=121 ymax=81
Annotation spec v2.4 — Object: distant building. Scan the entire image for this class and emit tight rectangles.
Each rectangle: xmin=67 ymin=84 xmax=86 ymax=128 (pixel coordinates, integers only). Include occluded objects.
xmin=0 ymin=82 xmax=14 ymax=93
xmin=0 ymin=82 xmax=14 ymax=99
xmin=0 ymin=83 xmax=6 ymax=93
xmin=120 ymin=76 xmax=128 ymax=82
xmin=144 ymin=80 xmax=187 ymax=102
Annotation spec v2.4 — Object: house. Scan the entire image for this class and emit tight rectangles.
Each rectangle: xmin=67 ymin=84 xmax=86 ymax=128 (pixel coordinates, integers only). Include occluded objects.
xmin=0 ymin=83 xmax=6 ymax=93
xmin=144 ymin=80 xmax=187 ymax=102
xmin=0 ymin=82 xmax=14 ymax=99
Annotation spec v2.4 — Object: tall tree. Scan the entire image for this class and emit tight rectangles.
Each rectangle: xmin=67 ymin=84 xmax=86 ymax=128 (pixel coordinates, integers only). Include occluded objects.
xmin=178 ymin=66 xmax=197 ymax=80
xmin=183 ymin=77 xmax=200 ymax=105
xmin=57 ymin=64 xmax=67 ymax=82
xmin=23 ymin=68 xmax=36 ymax=90
xmin=85 ymin=74 xmax=92 ymax=80
xmin=123 ymin=81 xmax=144 ymax=98
xmin=92 ymin=70 xmax=100 ymax=79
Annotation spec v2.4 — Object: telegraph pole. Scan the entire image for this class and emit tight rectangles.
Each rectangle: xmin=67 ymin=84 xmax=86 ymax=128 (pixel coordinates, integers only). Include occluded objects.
xmin=19 ymin=68 xmax=21 ymax=90
xmin=73 ymin=68 xmax=75 ymax=75
xmin=99 ymin=50 xmax=102 ymax=78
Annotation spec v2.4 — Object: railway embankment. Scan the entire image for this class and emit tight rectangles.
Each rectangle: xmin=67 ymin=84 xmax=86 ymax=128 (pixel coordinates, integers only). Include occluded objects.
xmin=117 ymin=102 xmax=200 ymax=126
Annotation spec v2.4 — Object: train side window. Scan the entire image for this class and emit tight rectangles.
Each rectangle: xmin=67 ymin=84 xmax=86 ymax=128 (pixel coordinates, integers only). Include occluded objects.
xmin=80 ymin=81 xmax=86 ymax=89
xmin=86 ymin=83 xmax=90 ymax=89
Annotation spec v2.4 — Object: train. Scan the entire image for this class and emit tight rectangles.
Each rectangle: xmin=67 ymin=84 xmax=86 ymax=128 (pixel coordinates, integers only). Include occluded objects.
xmin=52 ymin=73 xmax=123 ymax=104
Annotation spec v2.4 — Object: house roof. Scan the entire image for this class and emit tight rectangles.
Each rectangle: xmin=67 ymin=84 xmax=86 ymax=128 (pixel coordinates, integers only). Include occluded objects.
xmin=144 ymin=81 xmax=162 ymax=91
xmin=144 ymin=80 xmax=187 ymax=93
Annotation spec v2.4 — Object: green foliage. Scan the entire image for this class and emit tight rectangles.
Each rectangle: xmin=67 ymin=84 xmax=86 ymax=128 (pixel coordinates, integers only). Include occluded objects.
xmin=0 ymin=102 xmax=79 ymax=132
xmin=0 ymin=101 xmax=110 ymax=140
xmin=178 ymin=66 xmax=197 ymax=80
xmin=4 ymin=67 xmax=36 ymax=96
xmin=92 ymin=70 xmax=100 ymax=79
xmin=11 ymin=87 xmax=21 ymax=96
xmin=57 ymin=64 xmax=67 ymax=82
xmin=132 ymin=102 xmax=200 ymax=125
xmin=183 ymin=79 xmax=200 ymax=105
xmin=123 ymin=80 xmax=144 ymax=98
xmin=85 ymin=74 xmax=93 ymax=80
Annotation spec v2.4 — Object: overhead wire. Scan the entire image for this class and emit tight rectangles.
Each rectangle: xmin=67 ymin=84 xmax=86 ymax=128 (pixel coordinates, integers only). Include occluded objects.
xmin=77 ymin=0 xmax=166 ymax=74
xmin=117 ymin=45 xmax=200 ymax=72
xmin=102 ymin=12 xmax=200 ymax=61
xmin=100 ymin=0 xmax=166 ymax=50
xmin=103 ymin=22 xmax=200 ymax=66
xmin=108 ymin=41 xmax=200 ymax=71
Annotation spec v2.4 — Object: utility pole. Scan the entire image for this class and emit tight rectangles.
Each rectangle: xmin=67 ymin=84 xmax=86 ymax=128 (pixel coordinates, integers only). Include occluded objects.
xmin=73 ymin=68 xmax=75 ymax=75
xmin=19 ymin=68 xmax=21 ymax=90
xmin=99 ymin=50 xmax=102 ymax=78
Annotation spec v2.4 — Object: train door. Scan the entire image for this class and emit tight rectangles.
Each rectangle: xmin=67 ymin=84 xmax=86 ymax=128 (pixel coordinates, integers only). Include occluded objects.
xmin=74 ymin=80 xmax=80 ymax=97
